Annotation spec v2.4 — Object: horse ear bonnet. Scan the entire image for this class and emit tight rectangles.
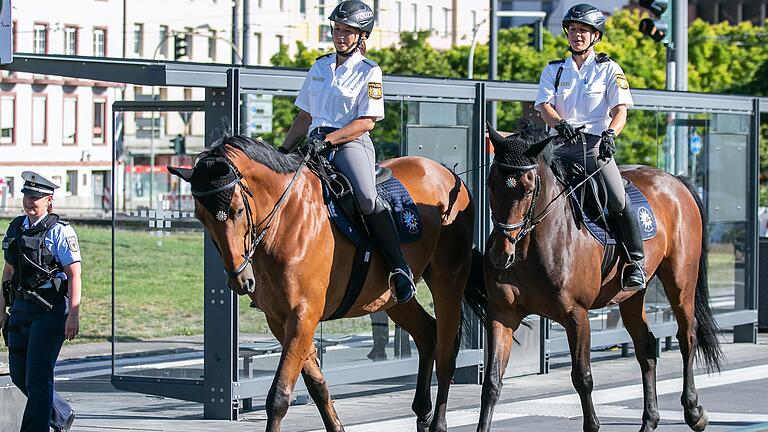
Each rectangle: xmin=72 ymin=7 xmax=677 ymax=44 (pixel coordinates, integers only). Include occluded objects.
xmin=190 ymin=157 xmax=238 ymax=220
xmin=494 ymin=135 xmax=538 ymax=170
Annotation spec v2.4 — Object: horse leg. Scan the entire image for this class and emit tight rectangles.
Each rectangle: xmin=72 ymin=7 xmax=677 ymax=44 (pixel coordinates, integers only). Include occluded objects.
xmin=266 ymin=316 xmax=343 ymax=431
xmin=264 ymin=314 xmax=322 ymax=432
xmin=619 ymin=293 xmax=660 ymax=432
xmin=476 ymin=307 xmax=521 ymax=432
xmin=563 ymin=307 xmax=600 ymax=432
xmin=386 ymin=301 xmax=438 ymax=432
xmin=656 ymin=267 xmax=709 ymax=431
xmin=429 ymin=285 xmax=464 ymax=432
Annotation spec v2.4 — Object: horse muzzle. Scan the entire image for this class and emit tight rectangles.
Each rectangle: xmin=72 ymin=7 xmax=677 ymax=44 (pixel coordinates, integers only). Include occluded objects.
xmin=228 ymin=263 xmax=256 ymax=295
xmin=488 ymin=233 xmax=515 ymax=270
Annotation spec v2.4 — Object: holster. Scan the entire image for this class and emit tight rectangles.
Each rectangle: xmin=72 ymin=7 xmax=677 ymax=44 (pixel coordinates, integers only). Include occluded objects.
xmin=2 ymin=280 xmax=13 ymax=307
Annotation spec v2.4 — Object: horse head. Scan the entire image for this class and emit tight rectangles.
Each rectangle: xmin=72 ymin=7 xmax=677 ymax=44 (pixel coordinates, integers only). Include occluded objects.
xmin=169 ymin=135 xmax=293 ymax=296
xmin=485 ymin=120 xmax=552 ymax=269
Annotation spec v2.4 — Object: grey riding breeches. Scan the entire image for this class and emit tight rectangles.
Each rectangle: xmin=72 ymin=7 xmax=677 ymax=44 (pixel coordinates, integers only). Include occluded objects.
xmin=555 ymin=133 xmax=626 ymax=213
xmin=330 ymin=133 xmax=378 ymax=215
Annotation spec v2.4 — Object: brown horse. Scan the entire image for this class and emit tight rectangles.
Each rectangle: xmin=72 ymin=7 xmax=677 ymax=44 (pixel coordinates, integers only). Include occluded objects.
xmin=168 ymin=134 xmax=477 ymax=432
xmin=463 ymin=122 xmax=724 ymax=432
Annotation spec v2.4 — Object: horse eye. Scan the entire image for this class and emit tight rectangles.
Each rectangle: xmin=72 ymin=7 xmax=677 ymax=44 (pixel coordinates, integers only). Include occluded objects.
xmin=235 ymin=207 xmax=245 ymax=218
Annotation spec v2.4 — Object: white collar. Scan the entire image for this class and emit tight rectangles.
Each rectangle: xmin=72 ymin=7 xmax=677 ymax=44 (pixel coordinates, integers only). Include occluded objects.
xmin=565 ymin=51 xmax=596 ymax=71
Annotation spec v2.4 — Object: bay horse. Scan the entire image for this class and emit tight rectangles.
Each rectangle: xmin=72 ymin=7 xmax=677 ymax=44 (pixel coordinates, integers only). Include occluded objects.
xmin=464 ymin=122 xmax=724 ymax=432
xmin=168 ymin=134 xmax=477 ymax=432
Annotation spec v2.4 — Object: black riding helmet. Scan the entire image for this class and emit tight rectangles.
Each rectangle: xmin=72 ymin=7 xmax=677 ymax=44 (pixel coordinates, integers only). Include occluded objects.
xmin=562 ymin=4 xmax=606 ymax=39
xmin=328 ymin=1 xmax=375 ymax=37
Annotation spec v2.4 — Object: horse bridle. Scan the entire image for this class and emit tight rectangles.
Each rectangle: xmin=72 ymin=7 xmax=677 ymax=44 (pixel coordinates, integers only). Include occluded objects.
xmin=490 ymin=161 xmax=541 ymax=245
xmin=191 ymin=151 xmax=311 ymax=277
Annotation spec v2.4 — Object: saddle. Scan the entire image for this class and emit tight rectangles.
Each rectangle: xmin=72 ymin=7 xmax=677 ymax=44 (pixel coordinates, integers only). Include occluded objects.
xmin=558 ymin=160 xmax=657 ymax=280
xmin=307 ymin=155 xmax=423 ymax=320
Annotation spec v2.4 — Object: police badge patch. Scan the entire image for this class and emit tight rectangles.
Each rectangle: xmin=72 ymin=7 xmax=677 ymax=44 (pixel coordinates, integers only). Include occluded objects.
xmin=66 ymin=236 xmax=79 ymax=252
xmin=615 ymin=73 xmax=629 ymax=90
xmin=368 ymin=82 xmax=383 ymax=100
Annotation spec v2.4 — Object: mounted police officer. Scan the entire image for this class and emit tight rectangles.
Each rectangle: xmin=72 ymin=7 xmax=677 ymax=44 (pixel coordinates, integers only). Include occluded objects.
xmin=534 ymin=4 xmax=646 ymax=291
xmin=1 ymin=171 xmax=80 ymax=431
xmin=280 ymin=0 xmax=416 ymax=303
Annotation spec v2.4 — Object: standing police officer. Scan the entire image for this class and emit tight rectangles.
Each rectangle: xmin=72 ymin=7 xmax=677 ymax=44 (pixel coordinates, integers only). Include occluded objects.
xmin=534 ymin=4 xmax=646 ymax=291
xmin=281 ymin=0 xmax=416 ymax=303
xmin=1 ymin=171 xmax=80 ymax=432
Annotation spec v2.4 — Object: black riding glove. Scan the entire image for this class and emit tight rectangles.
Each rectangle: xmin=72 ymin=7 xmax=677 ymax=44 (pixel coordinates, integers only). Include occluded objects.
xmin=554 ymin=119 xmax=578 ymax=142
xmin=599 ymin=129 xmax=616 ymax=160
xmin=276 ymin=145 xmax=291 ymax=154
xmin=303 ymin=133 xmax=331 ymax=156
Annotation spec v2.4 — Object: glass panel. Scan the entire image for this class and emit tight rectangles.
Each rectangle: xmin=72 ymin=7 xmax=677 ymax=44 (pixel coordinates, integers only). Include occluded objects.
xmin=112 ymin=109 xmax=205 ymax=379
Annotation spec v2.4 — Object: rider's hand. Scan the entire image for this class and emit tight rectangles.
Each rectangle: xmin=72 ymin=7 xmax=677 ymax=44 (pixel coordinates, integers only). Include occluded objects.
xmin=276 ymin=145 xmax=291 ymax=154
xmin=599 ymin=128 xmax=616 ymax=160
xmin=304 ymin=133 xmax=331 ymax=156
xmin=64 ymin=309 xmax=79 ymax=341
xmin=554 ymin=119 xmax=578 ymax=142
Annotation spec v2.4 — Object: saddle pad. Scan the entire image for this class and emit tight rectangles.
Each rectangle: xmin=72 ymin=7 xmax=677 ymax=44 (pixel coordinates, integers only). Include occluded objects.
xmin=325 ymin=176 xmax=423 ymax=246
xmin=570 ymin=179 xmax=657 ymax=246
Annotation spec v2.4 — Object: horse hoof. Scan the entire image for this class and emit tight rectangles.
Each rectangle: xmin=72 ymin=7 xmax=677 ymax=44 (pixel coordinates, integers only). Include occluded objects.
xmin=416 ymin=420 xmax=430 ymax=432
xmin=686 ymin=406 xmax=709 ymax=431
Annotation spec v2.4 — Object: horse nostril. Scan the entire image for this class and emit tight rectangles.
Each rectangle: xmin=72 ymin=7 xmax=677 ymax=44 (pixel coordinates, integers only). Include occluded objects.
xmin=246 ymin=278 xmax=256 ymax=293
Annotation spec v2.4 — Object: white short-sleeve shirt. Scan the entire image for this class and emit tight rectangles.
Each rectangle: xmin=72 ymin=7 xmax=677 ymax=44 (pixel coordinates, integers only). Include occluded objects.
xmin=295 ymin=51 xmax=385 ymax=133
xmin=534 ymin=51 xmax=634 ymax=136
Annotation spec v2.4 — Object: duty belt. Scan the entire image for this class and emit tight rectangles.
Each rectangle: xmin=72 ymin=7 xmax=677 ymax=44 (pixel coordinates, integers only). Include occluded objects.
xmin=309 ymin=127 xmax=338 ymax=137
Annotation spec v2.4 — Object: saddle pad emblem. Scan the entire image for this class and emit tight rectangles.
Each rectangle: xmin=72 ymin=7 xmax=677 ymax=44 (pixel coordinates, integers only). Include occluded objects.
xmin=638 ymin=206 xmax=654 ymax=233
xmin=400 ymin=208 xmax=420 ymax=234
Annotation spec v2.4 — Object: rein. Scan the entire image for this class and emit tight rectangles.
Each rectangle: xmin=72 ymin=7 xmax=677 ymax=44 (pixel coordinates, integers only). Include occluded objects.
xmin=193 ymin=149 xmax=312 ymax=277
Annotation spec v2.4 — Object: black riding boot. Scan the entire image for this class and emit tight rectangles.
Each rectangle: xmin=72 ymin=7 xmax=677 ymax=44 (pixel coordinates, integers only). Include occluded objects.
xmin=614 ymin=198 xmax=647 ymax=291
xmin=365 ymin=198 xmax=416 ymax=304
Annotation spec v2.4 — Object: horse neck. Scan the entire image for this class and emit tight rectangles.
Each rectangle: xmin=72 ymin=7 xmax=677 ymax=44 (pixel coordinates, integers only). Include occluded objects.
xmin=524 ymin=160 xmax=574 ymax=252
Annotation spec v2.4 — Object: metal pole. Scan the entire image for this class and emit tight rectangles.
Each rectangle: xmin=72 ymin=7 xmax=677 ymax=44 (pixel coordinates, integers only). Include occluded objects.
xmin=488 ymin=0 xmax=498 ymax=127
xmin=467 ymin=18 xmax=486 ymax=79
xmin=673 ymin=0 xmax=689 ymax=175
xmin=231 ymin=0 xmax=240 ymax=65
xmin=665 ymin=47 xmax=676 ymax=173
xmin=240 ymin=0 xmax=250 ymax=134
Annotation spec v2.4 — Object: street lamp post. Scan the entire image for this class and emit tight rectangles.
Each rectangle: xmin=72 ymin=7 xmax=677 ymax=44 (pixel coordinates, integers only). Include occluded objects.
xmin=468 ymin=18 xmax=488 ymax=79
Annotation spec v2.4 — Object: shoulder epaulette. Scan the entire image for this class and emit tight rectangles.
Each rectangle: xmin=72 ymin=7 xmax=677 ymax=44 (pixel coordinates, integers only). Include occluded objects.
xmin=549 ymin=59 xmax=565 ymax=65
xmin=362 ymin=58 xmax=378 ymax=68
xmin=315 ymin=52 xmax=333 ymax=60
xmin=596 ymin=53 xmax=612 ymax=64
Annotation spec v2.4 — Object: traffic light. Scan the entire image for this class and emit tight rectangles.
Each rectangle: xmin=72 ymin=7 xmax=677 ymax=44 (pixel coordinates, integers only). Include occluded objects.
xmin=528 ymin=21 xmax=543 ymax=52
xmin=638 ymin=0 xmax=671 ymax=44
xmin=169 ymin=134 xmax=186 ymax=155
xmin=173 ymin=34 xmax=188 ymax=60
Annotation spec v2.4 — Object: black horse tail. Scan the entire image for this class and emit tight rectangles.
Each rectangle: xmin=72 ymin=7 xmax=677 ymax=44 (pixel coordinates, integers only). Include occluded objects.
xmin=677 ymin=175 xmax=725 ymax=373
xmin=463 ymin=247 xmax=489 ymax=330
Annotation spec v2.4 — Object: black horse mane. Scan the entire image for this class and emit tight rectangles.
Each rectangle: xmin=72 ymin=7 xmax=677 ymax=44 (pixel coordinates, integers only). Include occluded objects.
xmin=207 ymin=134 xmax=302 ymax=174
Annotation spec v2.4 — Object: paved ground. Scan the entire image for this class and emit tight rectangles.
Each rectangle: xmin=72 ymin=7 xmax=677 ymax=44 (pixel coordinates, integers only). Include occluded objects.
xmin=2 ymin=333 xmax=768 ymax=431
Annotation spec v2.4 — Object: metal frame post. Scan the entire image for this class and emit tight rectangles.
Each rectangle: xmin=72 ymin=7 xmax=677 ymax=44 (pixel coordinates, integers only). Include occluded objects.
xmin=735 ymin=97 xmax=761 ymax=343
xmin=203 ymin=69 xmax=241 ymax=419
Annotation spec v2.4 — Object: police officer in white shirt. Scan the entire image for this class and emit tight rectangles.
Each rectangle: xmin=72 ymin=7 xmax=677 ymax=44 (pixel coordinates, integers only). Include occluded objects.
xmin=1 ymin=171 xmax=80 ymax=431
xmin=281 ymin=0 xmax=416 ymax=303
xmin=535 ymin=4 xmax=646 ymax=291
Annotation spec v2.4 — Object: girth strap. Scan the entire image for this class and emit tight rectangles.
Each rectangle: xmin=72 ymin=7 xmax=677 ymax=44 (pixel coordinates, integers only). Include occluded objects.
xmin=323 ymin=238 xmax=374 ymax=321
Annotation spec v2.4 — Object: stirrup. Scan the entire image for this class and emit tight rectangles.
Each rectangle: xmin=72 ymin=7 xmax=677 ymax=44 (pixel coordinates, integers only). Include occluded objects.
xmin=388 ymin=268 xmax=416 ymax=304
xmin=621 ymin=261 xmax=647 ymax=292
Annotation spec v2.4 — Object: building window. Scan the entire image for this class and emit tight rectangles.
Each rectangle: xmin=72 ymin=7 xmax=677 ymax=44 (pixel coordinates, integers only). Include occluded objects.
xmin=276 ymin=35 xmax=284 ymax=49
xmin=64 ymin=26 xmax=78 ymax=55
xmin=63 ymin=98 xmax=77 ymax=145
xmin=93 ymin=28 xmax=106 ymax=56
xmin=279 ymin=0 xmax=284 ymax=12
xmin=208 ymin=29 xmax=217 ymax=60
xmin=442 ymin=8 xmax=449 ymax=37
xmin=33 ymin=24 xmax=47 ymax=54
xmin=427 ymin=5 xmax=433 ymax=31
xmin=253 ymin=33 xmax=262 ymax=64
xmin=412 ymin=4 xmax=418 ymax=32
xmin=0 ymin=95 xmax=14 ymax=144
xmin=93 ymin=100 xmax=106 ymax=144
xmin=319 ymin=1 xmax=325 ymax=18
xmin=66 ymin=170 xmax=78 ymax=195
xmin=159 ymin=25 xmax=170 ymax=58
xmin=299 ymin=0 xmax=306 ymax=16
xmin=32 ymin=96 xmax=47 ymax=145
xmin=133 ymin=23 xmax=144 ymax=56
xmin=396 ymin=1 xmax=402 ymax=32
xmin=319 ymin=24 xmax=332 ymax=42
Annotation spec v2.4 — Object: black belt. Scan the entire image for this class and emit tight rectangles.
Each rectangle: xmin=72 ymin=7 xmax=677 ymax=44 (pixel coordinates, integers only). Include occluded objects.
xmin=309 ymin=127 xmax=338 ymax=137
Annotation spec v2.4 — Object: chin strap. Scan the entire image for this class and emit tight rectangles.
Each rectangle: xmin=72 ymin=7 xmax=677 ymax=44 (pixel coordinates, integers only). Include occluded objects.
xmin=568 ymin=33 xmax=599 ymax=56
xmin=335 ymin=30 xmax=366 ymax=57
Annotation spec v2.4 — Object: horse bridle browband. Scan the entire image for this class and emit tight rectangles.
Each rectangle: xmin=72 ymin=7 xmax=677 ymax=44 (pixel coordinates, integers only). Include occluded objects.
xmin=191 ymin=150 xmax=311 ymax=277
